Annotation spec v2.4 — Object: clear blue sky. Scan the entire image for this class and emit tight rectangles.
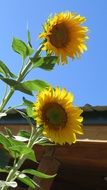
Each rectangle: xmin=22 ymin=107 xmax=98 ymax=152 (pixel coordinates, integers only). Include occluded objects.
xmin=0 ymin=0 xmax=107 ymax=107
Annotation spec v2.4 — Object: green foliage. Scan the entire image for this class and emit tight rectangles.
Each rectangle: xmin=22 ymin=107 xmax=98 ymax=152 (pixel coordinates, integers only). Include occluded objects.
xmin=23 ymin=97 xmax=34 ymax=117
xmin=0 ymin=181 xmax=17 ymax=188
xmin=22 ymin=79 xmax=50 ymax=92
xmin=31 ymin=56 xmax=58 ymax=70
xmin=12 ymin=38 xmax=34 ymax=60
xmin=0 ymin=24 xmax=59 ymax=190
xmin=0 ymin=76 xmax=33 ymax=95
xmin=0 ymin=133 xmax=37 ymax=162
xmin=18 ymin=130 xmax=31 ymax=139
xmin=0 ymin=61 xmax=16 ymax=78
xmin=0 ymin=133 xmax=11 ymax=150
xmin=22 ymin=169 xmax=56 ymax=179
xmin=18 ymin=174 xmax=39 ymax=189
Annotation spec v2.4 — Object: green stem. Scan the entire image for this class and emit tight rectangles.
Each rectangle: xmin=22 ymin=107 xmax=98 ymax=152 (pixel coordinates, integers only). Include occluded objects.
xmin=0 ymin=88 xmax=14 ymax=112
xmin=1 ymin=127 xmax=36 ymax=190
xmin=0 ymin=58 xmax=32 ymax=112
xmin=1 ymin=155 xmax=26 ymax=190
xmin=0 ymin=46 xmax=42 ymax=112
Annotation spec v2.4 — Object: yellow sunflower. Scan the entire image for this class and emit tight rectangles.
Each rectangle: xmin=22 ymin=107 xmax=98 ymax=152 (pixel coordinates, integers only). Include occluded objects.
xmin=33 ymin=87 xmax=83 ymax=145
xmin=39 ymin=12 xmax=88 ymax=64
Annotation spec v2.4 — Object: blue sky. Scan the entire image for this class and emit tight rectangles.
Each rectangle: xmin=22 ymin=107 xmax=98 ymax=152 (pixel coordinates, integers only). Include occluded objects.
xmin=0 ymin=0 xmax=107 ymax=108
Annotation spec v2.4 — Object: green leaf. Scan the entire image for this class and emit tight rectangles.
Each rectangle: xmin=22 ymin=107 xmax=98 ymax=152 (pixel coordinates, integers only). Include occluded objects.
xmin=0 ymin=133 xmax=11 ymax=150
xmin=0 ymin=61 xmax=16 ymax=78
xmin=27 ymin=44 xmax=34 ymax=56
xmin=0 ymin=149 xmax=10 ymax=168
xmin=17 ymin=130 xmax=31 ymax=139
xmin=23 ymin=97 xmax=34 ymax=117
xmin=22 ymin=79 xmax=50 ymax=92
xmin=22 ymin=169 xmax=56 ymax=179
xmin=14 ymin=136 xmax=28 ymax=142
xmin=12 ymin=38 xmax=29 ymax=60
xmin=27 ymin=30 xmax=32 ymax=47
xmin=0 ymin=76 xmax=33 ymax=96
xmin=5 ymin=127 xmax=13 ymax=138
xmin=9 ymin=145 xmax=32 ymax=155
xmin=0 ymin=168 xmax=9 ymax=173
xmin=31 ymin=56 xmax=57 ymax=70
xmin=0 ymin=181 xmax=17 ymax=188
xmin=18 ymin=175 xmax=39 ymax=189
xmin=8 ymin=141 xmax=37 ymax=162
xmin=26 ymin=150 xmax=37 ymax=162
xmin=23 ymin=97 xmax=33 ymax=107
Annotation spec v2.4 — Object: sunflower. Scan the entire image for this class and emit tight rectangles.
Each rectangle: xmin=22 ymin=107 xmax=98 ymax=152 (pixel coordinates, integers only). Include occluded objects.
xmin=39 ymin=12 xmax=88 ymax=64
xmin=33 ymin=87 xmax=83 ymax=145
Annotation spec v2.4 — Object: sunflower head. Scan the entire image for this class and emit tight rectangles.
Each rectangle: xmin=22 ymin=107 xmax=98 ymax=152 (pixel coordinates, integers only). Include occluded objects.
xmin=39 ymin=12 xmax=88 ymax=64
xmin=33 ymin=87 xmax=83 ymax=145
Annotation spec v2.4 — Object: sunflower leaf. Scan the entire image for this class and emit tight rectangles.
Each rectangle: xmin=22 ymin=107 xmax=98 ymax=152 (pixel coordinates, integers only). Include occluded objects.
xmin=0 ymin=76 xmax=33 ymax=96
xmin=0 ymin=181 xmax=17 ymax=188
xmin=0 ymin=60 xmax=16 ymax=78
xmin=22 ymin=79 xmax=50 ymax=92
xmin=18 ymin=174 xmax=39 ymax=189
xmin=23 ymin=97 xmax=34 ymax=117
xmin=12 ymin=38 xmax=29 ymax=60
xmin=22 ymin=169 xmax=56 ymax=179
xmin=30 ymin=56 xmax=58 ymax=70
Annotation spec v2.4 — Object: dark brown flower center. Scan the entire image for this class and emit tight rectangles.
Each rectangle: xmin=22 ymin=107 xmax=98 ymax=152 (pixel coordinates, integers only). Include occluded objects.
xmin=42 ymin=102 xmax=67 ymax=129
xmin=49 ymin=23 xmax=69 ymax=48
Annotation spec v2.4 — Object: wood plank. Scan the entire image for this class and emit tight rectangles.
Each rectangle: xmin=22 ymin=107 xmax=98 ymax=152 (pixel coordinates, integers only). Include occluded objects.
xmin=1 ymin=124 xmax=107 ymax=140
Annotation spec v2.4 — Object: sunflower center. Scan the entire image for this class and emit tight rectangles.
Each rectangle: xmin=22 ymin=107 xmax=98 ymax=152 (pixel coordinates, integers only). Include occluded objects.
xmin=42 ymin=102 xmax=67 ymax=129
xmin=49 ymin=23 xmax=69 ymax=48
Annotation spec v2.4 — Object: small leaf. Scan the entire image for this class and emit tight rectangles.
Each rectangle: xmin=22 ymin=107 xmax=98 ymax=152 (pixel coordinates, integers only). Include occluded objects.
xmin=27 ymin=44 xmax=34 ymax=56
xmin=14 ymin=135 xmax=28 ymax=142
xmin=0 ymin=61 xmax=16 ymax=78
xmin=12 ymin=38 xmax=29 ymax=60
xmin=5 ymin=127 xmax=13 ymax=138
xmin=9 ymin=145 xmax=31 ymax=155
xmin=0 ymin=168 xmax=9 ymax=173
xmin=26 ymin=150 xmax=37 ymax=162
xmin=23 ymin=97 xmax=33 ymax=107
xmin=8 ymin=143 xmax=37 ymax=162
xmin=0 ymin=76 xmax=33 ymax=96
xmin=0 ymin=133 xmax=11 ymax=150
xmin=22 ymin=169 xmax=56 ymax=179
xmin=0 ymin=181 xmax=17 ymax=188
xmin=23 ymin=97 xmax=34 ymax=117
xmin=22 ymin=79 xmax=50 ymax=92
xmin=27 ymin=30 xmax=32 ymax=47
xmin=31 ymin=56 xmax=57 ymax=70
xmin=18 ymin=175 xmax=39 ymax=189
xmin=18 ymin=130 xmax=31 ymax=139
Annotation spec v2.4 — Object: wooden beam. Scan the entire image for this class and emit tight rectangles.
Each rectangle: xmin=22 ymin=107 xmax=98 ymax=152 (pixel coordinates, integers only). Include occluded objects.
xmin=28 ymin=147 xmax=60 ymax=190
